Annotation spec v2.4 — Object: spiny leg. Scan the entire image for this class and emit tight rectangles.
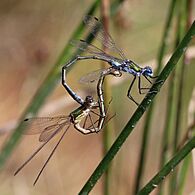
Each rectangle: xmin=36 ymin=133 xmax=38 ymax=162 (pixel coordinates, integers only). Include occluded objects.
xmin=82 ymin=107 xmax=104 ymax=129
xmin=150 ymin=75 xmax=159 ymax=79
xmin=149 ymin=76 xmax=164 ymax=86
xmin=100 ymin=98 xmax=116 ymax=129
xmin=87 ymin=118 xmax=99 ymax=129
xmin=139 ymin=76 xmax=161 ymax=94
xmin=144 ymin=75 xmax=153 ymax=84
xmin=138 ymin=77 xmax=151 ymax=94
xmin=88 ymin=113 xmax=116 ymax=132
xmin=90 ymin=109 xmax=102 ymax=117
xmin=88 ymin=113 xmax=97 ymax=133
xmin=33 ymin=124 xmax=71 ymax=185
xmin=93 ymin=98 xmax=113 ymax=131
xmin=102 ymin=96 xmax=113 ymax=115
xmin=143 ymin=75 xmax=162 ymax=94
xmin=83 ymin=114 xmax=89 ymax=129
xmin=102 ymin=113 xmax=116 ymax=128
xmin=144 ymin=75 xmax=164 ymax=85
xmin=127 ymin=76 xmax=139 ymax=106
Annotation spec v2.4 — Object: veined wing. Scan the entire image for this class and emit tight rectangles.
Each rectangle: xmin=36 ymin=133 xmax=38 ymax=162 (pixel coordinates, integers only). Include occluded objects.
xmin=83 ymin=15 xmax=126 ymax=60
xmin=14 ymin=119 xmax=71 ymax=178
xmin=70 ymin=39 xmax=122 ymax=62
xmin=79 ymin=68 xmax=108 ymax=84
xmin=70 ymin=39 xmax=106 ymax=55
xmin=39 ymin=123 xmax=69 ymax=142
xmin=23 ymin=116 xmax=70 ymax=136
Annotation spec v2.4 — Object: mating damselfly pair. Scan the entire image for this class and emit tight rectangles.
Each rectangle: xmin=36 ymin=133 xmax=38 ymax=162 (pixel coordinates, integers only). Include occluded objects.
xmin=14 ymin=15 xmax=157 ymax=185
xmin=14 ymin=65 xmax=115 ymax=185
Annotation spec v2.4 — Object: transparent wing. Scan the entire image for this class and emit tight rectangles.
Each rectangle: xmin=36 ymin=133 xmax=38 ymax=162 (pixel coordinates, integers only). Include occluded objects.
xmin=22 ymin=116 xmax=70 ymax=135
xmin=14 ymin=123 xmax=71 ymax=177
xmin=70 ymin=39 xmax=106 ymax=55
xmin=83 ymin=15 xmax=126 ymax=59
xmin=39 ymin=123 xmax=69 ymax=142
xmin=79 ymin=68 xmax=107 ymax=84
xmin=70 ymin=39 xmax=123 ymax=62
xmin=33 ymin=123 xmax=71 ymax=185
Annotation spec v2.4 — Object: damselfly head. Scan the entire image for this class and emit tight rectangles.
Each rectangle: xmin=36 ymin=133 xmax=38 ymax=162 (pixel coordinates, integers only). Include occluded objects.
xmin=142 ymin=66 xmax=153 ymax=77
xmin=85 ymin=95 xmax=94 ymax=103
xmin=85 ymin=96 xmax=97 ymax=107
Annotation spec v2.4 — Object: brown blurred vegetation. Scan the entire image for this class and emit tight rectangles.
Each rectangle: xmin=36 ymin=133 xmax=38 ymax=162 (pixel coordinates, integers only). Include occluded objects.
xmin=0 ymin=0 xmax=194 ymax=194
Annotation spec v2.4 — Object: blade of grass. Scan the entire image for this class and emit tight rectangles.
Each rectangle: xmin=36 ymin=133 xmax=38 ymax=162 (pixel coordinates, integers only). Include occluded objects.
xmin=100 ymin=1 xmax=113 ymax=195
xmin=177 ymin=94 xmax=195 ymax=194
xmin=158 ymin=70 xmax=177 ymax=194
xmin=169 ymin=2 xmax=188 ymax=193
xmin=137 ymin=136 xmax=195 ymax=195
xmin=177 ymin=154 xmax=191 ymax=195
xmin=157 ymin=0 xmax=178 ymax=71
xmin=158 ymin=7 xmax=183 ymax=195
xmin=0 ymin=0 xmax=101 ymax=169
xmin=177 ymin=125 xmax=195 ymax=195
xmin=176 ymin=47 xmax=195 ymax=195
xmin=78 ymin=21 xmax=195 ymax=195
xmin=134 ymin=0 xmax=177 ymax=193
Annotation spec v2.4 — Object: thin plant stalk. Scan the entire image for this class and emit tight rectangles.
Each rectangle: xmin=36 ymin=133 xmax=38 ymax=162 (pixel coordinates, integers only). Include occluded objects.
xmin=78 ymin=21 xmax=195 ymax=195
xmin=157 ymin=2 xmax=180 ymax=195
xmin=173 ymin=0 xmax=188 ymax=154
xmin=159 ymin=24 xmax=182 ymax=195
xmin=177 ymin=114 xmax=195 ymax=195
xmin=158 ymin=72 xmax=177 ymax=194
xmin=177 ymin=154 xmax=191 ymax=195
xmin=176 ymin=2 xmax=194 ymax=191
xmin=158 ymin=3 xmax=184 ymax=195
xmin=157 ymin=0 xmax=178 ymax=71
xmin=134 ymin=0 xmax=177 ymax=193
xmin=169 ymin=2 xmax=188 ymax=194
xmin=101 ymin=1 xmax=113 ymax=195
xmin=137 ymin=136 xmax=195 ymax=195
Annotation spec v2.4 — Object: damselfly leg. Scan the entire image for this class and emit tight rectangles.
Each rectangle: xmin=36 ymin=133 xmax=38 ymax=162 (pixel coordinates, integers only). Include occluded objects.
xmin=127 ymin=76 xmax=139 ymax=106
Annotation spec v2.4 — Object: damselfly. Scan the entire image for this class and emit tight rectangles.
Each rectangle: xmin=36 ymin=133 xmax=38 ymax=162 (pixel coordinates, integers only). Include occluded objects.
xmin=14 ymin=95 xmax=109 ymax=185
xmin=65 ymin=15 xmax=158 ymax=105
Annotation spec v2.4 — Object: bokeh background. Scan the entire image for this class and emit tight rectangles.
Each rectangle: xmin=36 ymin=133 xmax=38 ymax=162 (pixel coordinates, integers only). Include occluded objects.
xmin=0 ymin=0 xmax=195 ymax=194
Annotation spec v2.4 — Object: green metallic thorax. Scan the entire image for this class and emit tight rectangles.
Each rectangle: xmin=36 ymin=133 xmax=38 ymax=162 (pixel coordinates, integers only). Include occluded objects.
xmin=70 ymin=105 xmax=89 ymax=124
xmin=129 ymin=61 xmax=142 ymax=72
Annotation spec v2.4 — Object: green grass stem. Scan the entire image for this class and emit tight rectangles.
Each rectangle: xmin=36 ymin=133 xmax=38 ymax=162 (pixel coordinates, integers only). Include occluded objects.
xmin=138 ymin=136 xmax=195 ymax=195
xmin=134 ymin=0 xmax=177 ymax=193
xmin=169 ymin=3 xmax=188 ymax=194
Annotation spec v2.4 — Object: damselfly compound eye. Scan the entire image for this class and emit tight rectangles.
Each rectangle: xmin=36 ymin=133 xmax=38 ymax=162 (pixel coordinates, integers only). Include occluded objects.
xmin=85 ymin=95 xmax=94 ymax=103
